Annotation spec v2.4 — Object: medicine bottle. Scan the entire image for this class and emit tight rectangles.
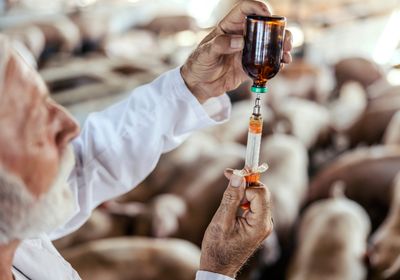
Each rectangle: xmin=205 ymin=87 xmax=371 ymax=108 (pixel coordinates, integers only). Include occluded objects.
xmin=242 ymin=15 xmax=286 ymax=94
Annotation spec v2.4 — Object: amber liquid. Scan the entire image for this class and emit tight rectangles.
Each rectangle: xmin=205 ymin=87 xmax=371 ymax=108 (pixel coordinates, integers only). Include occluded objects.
xmin=242 ymin=15 xmax=286 ymax=88
xmin=249 ymin=114 xmax=263 ymax=134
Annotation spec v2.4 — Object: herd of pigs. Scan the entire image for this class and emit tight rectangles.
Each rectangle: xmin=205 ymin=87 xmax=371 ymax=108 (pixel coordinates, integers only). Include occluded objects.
xmin=50 ymin=56 xmax=400 ymax=280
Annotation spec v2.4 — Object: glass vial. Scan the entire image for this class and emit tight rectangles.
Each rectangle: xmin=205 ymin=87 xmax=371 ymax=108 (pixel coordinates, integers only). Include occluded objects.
xmin=242 ymin=15 xmax=286 ymax=94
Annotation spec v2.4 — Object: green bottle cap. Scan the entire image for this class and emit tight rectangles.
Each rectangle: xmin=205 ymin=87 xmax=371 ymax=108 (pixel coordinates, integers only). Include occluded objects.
xmin=251 ymin=86 xmax=268 ymax=94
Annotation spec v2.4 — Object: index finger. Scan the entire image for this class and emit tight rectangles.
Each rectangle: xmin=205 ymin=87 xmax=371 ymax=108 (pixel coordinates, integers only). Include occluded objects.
xmin=283 ymin=29 xmax=293 ymax=52
xmin=218 ymin=0 xmax=272 ymax=35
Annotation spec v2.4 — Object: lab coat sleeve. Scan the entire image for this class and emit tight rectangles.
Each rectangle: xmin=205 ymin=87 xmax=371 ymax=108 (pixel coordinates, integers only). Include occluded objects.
xmin=196 ymin=271 xmax=235 ymax=280
xmin=48 ymin=67 xmax=231 ymax=240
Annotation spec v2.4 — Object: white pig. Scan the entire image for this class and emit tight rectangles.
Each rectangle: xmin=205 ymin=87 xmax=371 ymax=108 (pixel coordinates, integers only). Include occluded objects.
xmin=288 ymin=185 xmax=371 ymax=280
xmin=260 ymin=134 xmax=309 ymax=240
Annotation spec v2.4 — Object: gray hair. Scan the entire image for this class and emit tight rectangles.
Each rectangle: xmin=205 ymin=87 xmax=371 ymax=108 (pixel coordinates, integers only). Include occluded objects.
xmin=0 ymin=145 xmax=76 ymax=244
xmin=0 ymin=166 xmax=36 ymax=244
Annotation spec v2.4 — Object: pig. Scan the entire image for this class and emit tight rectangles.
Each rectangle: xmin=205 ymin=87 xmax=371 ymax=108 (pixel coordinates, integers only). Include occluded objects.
xmin=369 ymin=172 xmax=400 ymax=280
xmin=271 ymin=97 xmax=331 ymax=149
xmin=347 ymin=91 xmax=400 ymax=146
xmin=288 ymin=186 xmax=371 ymax=280
xmin=309 ymin=145 xmax=400 ymax=229
xmin=260 ymin=134 xmax=309 ymax=240
xmin=62 ymin=237 xmax=200 ymax=280
xmin=334 ymin=57 xmax=384 ymax=93
xmin=329 ymin=82 xmax=367 ymax=133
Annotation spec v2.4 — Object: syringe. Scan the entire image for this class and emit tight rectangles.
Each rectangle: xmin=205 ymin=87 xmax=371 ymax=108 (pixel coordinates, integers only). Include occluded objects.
xmin=235 ymin=95 xmax=268 ymax=210
xmin=245 ymin=95 xmax=263 ymax=172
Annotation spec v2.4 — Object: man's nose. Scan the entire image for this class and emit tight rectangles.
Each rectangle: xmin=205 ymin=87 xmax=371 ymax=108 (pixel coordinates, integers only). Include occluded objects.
xmin=51 ymin=103 xmax=80 ymax=149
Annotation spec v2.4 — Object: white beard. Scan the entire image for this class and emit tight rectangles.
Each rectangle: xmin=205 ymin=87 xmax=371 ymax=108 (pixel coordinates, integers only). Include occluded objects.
xmin=0 ymin=145 xmax=75 ymax=244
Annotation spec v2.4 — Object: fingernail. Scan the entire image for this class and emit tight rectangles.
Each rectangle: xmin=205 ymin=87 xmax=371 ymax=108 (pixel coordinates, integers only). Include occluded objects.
xmin=230 ymin=174 xmax=243 ymax=188
xmin=230 ymin=37 xmax=244 ymax=49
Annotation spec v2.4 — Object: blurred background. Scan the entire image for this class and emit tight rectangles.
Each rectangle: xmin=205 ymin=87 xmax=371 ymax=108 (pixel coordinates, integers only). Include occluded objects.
xmin=1 ymin=0 xmax=400 ymax=279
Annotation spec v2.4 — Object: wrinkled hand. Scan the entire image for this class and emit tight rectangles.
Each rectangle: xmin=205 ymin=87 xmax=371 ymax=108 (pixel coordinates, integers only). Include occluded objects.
xmin=200 ymin=172 xmax=273 ymax=278
xmin=181 ymin=0 xmax=293 ymax=104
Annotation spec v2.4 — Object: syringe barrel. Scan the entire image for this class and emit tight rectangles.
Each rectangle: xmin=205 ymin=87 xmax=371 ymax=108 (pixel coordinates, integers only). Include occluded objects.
xmin=245 ymin=114 xmax=263 ymax=171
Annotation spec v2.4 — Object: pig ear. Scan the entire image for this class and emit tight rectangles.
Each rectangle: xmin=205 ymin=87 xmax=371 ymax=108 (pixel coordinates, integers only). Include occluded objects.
xmin=330 ymin=180 xmax=346 ymax=198
xmin=383 ymin=254 xmax=400 ymax=279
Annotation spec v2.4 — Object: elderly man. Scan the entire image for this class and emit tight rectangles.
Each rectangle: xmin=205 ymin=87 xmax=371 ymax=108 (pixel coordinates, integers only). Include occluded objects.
xmin=0 ymin=1 xmax=292 ymax=279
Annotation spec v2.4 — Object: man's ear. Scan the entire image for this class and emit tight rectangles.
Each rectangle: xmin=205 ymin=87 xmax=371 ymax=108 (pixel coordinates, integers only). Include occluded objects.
xmin=383 ymin=254 xmax=400 ymax=279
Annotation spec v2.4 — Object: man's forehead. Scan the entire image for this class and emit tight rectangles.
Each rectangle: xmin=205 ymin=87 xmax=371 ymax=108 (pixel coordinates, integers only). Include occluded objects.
xmin=27 ymin=65 xmax=49 ymax=98
xmin=12 ymin=47 xmax=48 ymax=95
xmin=0 ymin=36 xmax=49 ymax=100
xmin=0 ymin=35 xmax=11 ymax=98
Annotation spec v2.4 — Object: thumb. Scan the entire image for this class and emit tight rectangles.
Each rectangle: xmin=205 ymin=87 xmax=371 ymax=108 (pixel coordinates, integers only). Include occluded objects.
xmin=224 ymin=168 xmax=234 ymax=180
xmin=216 ymin=173 xmax=246 ymax=225
xmin=199 ymin=34 xmax=244 ymax=65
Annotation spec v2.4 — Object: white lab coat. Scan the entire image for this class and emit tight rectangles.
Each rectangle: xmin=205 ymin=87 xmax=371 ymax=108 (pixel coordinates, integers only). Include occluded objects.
xmin=12 ymin=67 xmax=235 ymax=280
